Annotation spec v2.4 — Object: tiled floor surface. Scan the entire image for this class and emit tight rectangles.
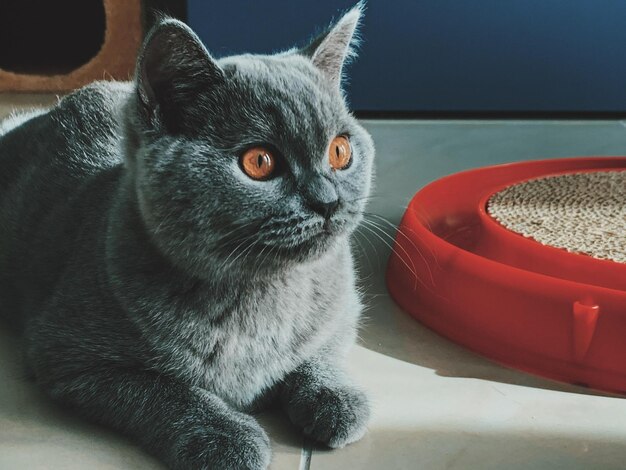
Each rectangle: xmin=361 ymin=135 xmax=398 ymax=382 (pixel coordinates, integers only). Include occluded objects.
xmin=2 ymin=93 xmax=626 ymax=469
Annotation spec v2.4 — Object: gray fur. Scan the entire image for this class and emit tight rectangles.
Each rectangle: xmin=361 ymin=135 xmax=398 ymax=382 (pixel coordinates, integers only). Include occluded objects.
xmin=0 ymin=107 xmax=49 ymax=135
xmin=0 ymin=5 xmax=373 ymax=470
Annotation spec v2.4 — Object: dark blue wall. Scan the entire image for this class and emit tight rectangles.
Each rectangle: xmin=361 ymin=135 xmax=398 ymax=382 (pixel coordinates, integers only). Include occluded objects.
xmin=188 ymin=1 xmax=626 ymax=113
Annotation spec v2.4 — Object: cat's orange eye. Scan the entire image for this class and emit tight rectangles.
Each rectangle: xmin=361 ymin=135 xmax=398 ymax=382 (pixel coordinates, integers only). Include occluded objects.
xmin=329 ymin=135 xmax=352 ymax=170
xmin=241 ymin=147 xmax=276 ymax=180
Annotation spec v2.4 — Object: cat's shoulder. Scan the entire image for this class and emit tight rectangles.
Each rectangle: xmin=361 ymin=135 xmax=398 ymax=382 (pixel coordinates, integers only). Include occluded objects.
xmin=53 ymin=81 xmax=133 ymax=122
xmin=0 ymin=82 xmax=132 ymax=141
xmin=37 ymin=81 xmax=134 ymax=154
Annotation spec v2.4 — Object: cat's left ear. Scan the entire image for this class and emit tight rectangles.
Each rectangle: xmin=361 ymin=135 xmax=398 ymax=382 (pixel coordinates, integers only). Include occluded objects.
xmin=135 ymin=18 xmax=225 ymax=133
xmin=301 ymin=3 xmax=364 ymax=88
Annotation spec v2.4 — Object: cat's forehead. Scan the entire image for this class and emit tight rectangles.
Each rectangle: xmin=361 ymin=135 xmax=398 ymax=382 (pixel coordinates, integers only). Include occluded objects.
xmin=219 ymin=54 xmax=343 ymax=116
xmin=211 ymin=54 xmax=347 ymax=155
xmin=220 ymin=53 xmax=323 ymax=89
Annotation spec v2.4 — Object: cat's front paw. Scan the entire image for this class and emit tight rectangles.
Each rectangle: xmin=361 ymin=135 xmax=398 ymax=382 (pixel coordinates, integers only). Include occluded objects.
xmin=173 ymin=411 xmax=271 ymax=470
xmin=287 ymin=384 xmax=370 ymax=448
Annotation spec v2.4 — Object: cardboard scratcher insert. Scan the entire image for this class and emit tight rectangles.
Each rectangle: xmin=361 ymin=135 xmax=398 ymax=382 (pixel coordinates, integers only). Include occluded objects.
xmin=386 ymin=158 xmax=626 ymax=394
xmin=488 ymin=171 xmax=626 ymax=264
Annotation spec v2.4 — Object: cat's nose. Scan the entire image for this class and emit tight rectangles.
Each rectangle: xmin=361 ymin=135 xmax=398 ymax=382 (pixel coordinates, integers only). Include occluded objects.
xmin=303 ymin=174 xmax=339 ymax=219
xmin=308 ymin=198 xmax=339 ymax=220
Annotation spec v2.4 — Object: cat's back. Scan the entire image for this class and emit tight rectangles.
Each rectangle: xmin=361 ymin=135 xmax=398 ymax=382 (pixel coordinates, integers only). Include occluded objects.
xmin=0 ymin=80 xmax=131 ymax=187
xmin=0 ymin=80 xmax=131 ymax=219
xmin=0 ymin=80 xmax=132 ymax=241
xmin=0 ymin=81 xmax=132 ymax=324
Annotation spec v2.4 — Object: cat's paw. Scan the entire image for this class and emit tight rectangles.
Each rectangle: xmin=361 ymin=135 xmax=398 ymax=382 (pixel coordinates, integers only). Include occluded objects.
xmin=287 ymin=384 xmax=370 ymax=448
xmin=172 ymin=411 xmax=271 ymax=470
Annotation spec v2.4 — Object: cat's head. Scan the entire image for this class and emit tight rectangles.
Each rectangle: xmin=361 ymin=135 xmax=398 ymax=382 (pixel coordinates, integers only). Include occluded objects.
xmin=126 ymin=4 xmax=374 ymax=278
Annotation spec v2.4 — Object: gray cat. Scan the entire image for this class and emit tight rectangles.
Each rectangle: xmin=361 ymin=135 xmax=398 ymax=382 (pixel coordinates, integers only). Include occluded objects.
xmin=0 ymin=4 xmax=373 ymax=470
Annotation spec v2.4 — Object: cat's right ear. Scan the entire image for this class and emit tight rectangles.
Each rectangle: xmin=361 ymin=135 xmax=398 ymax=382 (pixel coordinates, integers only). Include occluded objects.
xmin=135 ymin=19 xmax=224 ymax=134
xmin=300 ymin=3 xmax=363 ymax=88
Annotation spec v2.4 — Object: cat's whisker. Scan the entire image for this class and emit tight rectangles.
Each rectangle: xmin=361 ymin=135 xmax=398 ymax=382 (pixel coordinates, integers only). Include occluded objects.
xmin=355 ymin=223 xmax=382 ymax=267
xmin=346 ymin=196 xmax=438 ymax=242
xmin=363 ymin=212 xmax=440 ymax=272
xmin=248 ymin=243 xmax=267 ymax=277
xmin=358 ymin=223 xmax=422 ymax=291
xmin=402 ymin=224 xmax=442 ymax=271
xmin=216 ymin=222 xmax=255 ymax=244
xmin=362 ymin=217 xmax=435 ymax=289
xmin=357 ymin=222 xmax=426 ymax=292
xmin=225 ymin=236 xmax=262 ymax=273
xmin=367 ymin=230 xmax=437 ymax=297
xmin=218 ymin=232 xmax=260 ymax=273
xmin=345 ymin=195 xmax=381 ymax=205
xmin=441 ymin=225 xmax=474 ymax=242
xmin=350 ymin=232 xmax=369 ymax=270
xmin=251 ymin=242 xmax=274 ymax=279
xmin=356 ymin=221 xmax=434 ymax=291
xmin=217 ymin=214 xmax=274 ymax=246
xmin=352 ymin=228 xmax=378 ymax=275
xmin=254 ymin=243 xmax=277 ymax=279
xmin=409 ymin=205 xmax=436 ymax=234
xmin=360 ymin=219 xmax=415 ymax=268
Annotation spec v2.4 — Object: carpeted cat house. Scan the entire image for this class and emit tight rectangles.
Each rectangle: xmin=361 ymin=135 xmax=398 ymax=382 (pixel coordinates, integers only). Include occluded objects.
xmin=0 ymin=0 xmax=142 ymax=92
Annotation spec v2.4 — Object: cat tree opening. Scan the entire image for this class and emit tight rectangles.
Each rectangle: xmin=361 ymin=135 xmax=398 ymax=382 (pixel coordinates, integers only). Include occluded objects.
xmin=0 ymin=0 xmax=141 ymax=92
xmin=0 ymin=0 xmax=106 ymax=75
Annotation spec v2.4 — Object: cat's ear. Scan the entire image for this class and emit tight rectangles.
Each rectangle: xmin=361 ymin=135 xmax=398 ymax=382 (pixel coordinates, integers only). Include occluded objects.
xmin=301 ymin=3 xmax=364 ymax=87
xmin=135 ymin=19 xmax=224 ymax=133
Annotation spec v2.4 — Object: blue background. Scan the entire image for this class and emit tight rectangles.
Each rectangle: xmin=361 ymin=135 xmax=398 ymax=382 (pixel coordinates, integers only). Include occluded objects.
xmin=188 ymin=1 xmax=626 ymax=113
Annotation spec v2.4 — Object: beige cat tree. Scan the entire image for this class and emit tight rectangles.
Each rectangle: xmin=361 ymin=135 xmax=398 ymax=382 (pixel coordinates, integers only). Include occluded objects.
xmin=0 ymin=0 xmax=142 ymax=92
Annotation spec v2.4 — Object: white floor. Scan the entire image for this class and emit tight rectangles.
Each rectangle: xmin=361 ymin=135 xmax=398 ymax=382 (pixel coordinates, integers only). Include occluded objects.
xmin=2 ymin=95 xmax=626 ymax=469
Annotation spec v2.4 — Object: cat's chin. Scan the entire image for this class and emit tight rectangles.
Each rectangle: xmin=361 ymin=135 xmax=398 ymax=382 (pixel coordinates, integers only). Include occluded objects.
xmin=263 ymin=229 xmax=347 ymax=267
xmin=214 ymin=219 xmax=356 ymax=275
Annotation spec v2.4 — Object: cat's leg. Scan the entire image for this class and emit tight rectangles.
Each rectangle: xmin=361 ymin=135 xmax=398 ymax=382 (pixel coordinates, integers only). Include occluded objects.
xmin=39 ymin=367 xmax=271 ymax=470
xmin=279 ymin=358 xmax=370 ymax=448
